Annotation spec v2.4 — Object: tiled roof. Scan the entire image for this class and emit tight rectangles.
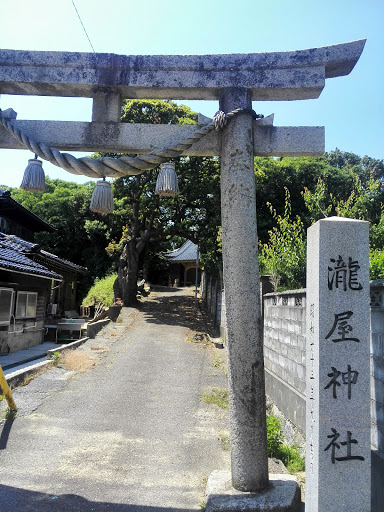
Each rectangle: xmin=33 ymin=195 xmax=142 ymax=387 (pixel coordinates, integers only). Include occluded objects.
xmin=0 ymin=233 xmax=87 ymax=274
xmin=0 ymin=243 xmax=62 ymax=280
xmin=0 ymin=233 xmax=39 ymax=253
xmin=165 ymin=240 xmax=198 ymax=262
xmin=39 ymin=250 xmax=87 ymax=274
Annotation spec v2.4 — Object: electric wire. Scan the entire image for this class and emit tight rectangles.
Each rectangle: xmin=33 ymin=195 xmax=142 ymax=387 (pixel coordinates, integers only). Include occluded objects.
xmin=71 ymin=0 xmax=96 ymax=53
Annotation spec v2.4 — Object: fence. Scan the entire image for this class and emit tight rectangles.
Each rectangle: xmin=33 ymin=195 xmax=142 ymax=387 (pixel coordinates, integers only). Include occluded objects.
xmin=200 ymin=273 xmax=225 ymax=337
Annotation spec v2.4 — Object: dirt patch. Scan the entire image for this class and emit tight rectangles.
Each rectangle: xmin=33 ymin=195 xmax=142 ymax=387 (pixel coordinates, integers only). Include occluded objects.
xmin=61 ymin=350 xmax=98 ymax=373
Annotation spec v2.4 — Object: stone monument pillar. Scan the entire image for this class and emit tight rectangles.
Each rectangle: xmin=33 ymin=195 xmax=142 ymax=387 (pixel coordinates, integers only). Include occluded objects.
xmin=306 ymin=217 xmax=371 ymax=511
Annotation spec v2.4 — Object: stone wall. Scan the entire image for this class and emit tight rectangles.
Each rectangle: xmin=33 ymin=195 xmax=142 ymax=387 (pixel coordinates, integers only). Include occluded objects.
xmin=263 ymin=289 xmax=307 ymax=432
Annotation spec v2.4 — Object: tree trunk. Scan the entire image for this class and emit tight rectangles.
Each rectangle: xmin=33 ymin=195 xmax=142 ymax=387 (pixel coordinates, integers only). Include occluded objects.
xmin=114 ymin=241 xmax=140 ymax=307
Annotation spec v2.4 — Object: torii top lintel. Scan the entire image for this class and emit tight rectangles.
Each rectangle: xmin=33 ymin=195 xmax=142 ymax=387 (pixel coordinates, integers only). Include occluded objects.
xmin=0 ymin=40 xmax=365 ymax=101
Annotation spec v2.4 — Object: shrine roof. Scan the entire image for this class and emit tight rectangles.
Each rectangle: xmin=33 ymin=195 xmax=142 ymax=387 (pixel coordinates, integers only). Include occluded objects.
xmin=165 ymin=240 xmax=198 ymax=263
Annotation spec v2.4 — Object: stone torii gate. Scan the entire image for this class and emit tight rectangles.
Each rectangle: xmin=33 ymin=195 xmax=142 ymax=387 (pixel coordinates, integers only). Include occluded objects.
xmin=0 ymin=40 xmax=365 ymax=508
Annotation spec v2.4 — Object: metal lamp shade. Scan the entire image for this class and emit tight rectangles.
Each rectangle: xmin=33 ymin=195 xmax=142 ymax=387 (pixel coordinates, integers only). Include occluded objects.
xmin=20 ymin=158 xmax=46 ymax=192
xmin=155 ymin=162 xmax=179 ymax=197
xmin=90 ymin=180 xmax=114 ymax=214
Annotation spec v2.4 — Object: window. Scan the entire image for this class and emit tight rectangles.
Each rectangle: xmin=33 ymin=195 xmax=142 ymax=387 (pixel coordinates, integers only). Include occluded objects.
xmin=16 ymin=291 xmax=38 ymax=319
xmin=0 ymin=288 xmax=14 ymax=326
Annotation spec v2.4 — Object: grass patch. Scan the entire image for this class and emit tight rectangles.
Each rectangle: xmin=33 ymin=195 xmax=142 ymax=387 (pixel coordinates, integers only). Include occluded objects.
xmin=90 ymin=345 xmax=109 ymax=353
xmin=61 ymin=350 xmax=98 ymax=373
xmin=277 ymin=443 xmax=305 ymax=473
xmin=186 ymin=332 xmax=210 ymax=346
xmin=218 ymin=431 xmax=230 ymax=451
xmin=211 ymin=352 xmax=225 ymax=370
xmin=199 ymin=388 xmax=228 ymax=409
xmin=267 ymin=413 xmax=305 ymax=473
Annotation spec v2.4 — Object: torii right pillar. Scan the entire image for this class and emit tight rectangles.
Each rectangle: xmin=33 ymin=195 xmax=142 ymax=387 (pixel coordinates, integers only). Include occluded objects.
xmin=206 ymin=46 xmax=367 ymax=511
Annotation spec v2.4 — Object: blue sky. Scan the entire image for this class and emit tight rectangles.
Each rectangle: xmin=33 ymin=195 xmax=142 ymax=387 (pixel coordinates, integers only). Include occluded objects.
xmin=0 ymin=0 xmax=383 ymax=187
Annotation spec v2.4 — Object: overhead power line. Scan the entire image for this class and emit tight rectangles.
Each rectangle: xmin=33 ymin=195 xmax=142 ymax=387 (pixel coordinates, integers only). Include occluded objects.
xmin=71 ymin=0 xmax=96 ymax=53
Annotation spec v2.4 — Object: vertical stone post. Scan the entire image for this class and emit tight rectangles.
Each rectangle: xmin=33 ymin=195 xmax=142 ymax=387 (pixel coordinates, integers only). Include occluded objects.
xmin=306 ymin=217 xmax=371 ymax=511
xmin=219 ymin=87 xmax=269 ymax=492
xmin=92 ymin=90 xmax=122 ymax=122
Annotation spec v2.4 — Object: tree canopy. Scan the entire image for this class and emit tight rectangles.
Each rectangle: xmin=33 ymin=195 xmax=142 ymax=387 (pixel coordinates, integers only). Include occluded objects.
xmin=7 ymin=178 xmax=114 ymax=295
xmin=95 ymin=99 xmax=222 ymax=305
xmin=3 ymin=100 xmax=384 ymax=301
xmin=258 ymin=150 xmax=384 ymax=289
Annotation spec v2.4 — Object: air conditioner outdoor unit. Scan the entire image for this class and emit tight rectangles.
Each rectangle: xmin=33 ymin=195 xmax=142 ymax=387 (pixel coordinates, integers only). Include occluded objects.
xmin=47 ymin=303 xmax=58 ymax=315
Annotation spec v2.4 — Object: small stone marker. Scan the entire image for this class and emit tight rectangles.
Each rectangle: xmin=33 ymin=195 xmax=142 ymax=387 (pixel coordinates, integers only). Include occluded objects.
xmin=306 ymin=217 xmax=371 ymax=512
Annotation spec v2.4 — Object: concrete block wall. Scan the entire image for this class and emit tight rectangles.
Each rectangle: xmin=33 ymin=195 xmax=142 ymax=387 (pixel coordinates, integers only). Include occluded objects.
xmin=201 ymin=275 xmax=384 ymax=458
xmin=263 ymin=289 xmax=307 ymax=432
xmin=370 ymin=280 xmax=384 ymax=456
xmin=263 ymin=282 xmax=384 ymax=457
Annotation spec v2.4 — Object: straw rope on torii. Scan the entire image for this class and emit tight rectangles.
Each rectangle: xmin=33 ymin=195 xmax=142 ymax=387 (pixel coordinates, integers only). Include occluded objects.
xmin=0 ymin=107 xmax=261 ymax=179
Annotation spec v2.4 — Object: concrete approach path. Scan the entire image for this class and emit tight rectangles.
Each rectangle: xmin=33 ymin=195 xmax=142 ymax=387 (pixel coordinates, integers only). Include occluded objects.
xmin=0 ymin=287 xmax=230 ymax=511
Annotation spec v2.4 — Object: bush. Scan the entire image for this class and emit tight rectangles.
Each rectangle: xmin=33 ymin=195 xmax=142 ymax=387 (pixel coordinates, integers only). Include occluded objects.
xmin=370 ymin=249 xmax=384 ymax=280
xmin=277 ymin=443 xmax=305 ymax=473
xmin=266 ymin=413 xmax=305 ymax=473
xmin=82 ymin=274 xmax=117 ymax=306
xmin=266 ymin=413 xmax=284 ymax=457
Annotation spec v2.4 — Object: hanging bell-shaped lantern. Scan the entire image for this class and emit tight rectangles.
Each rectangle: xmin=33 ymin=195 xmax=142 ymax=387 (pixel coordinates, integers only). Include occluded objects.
xmin=20 ymin=155 xmax=46 ymax=192
xmin=155 ymin=162 xmax=179 ymax=197
xmin=90 ymin=178 xmax=114 ymax=214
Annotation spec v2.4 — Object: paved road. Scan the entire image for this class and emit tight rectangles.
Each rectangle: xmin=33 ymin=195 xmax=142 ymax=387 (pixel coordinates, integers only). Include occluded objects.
xmin=0 ymin=288 xmax=229 ymax=511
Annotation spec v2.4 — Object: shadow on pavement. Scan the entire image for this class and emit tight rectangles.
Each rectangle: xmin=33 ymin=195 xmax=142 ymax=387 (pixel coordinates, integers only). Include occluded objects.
xmin=0 ymin=418 xmax=14 ymax=450
xmin=150 ymin=285 xmax=183 ymax=293
xmin=140 ymin=291 xmax=205 ymax=331
xmin=0 ymin=485 xmax=198 ymax=512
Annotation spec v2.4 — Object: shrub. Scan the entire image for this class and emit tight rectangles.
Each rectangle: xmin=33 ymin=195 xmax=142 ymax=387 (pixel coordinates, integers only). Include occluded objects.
xmin=266 ymin=413 xmax=305 ymax=473
xmin=266 ymin=413 xmax=284 ymax=457
xmin=82 ymin=273 xmax=117 ymax=306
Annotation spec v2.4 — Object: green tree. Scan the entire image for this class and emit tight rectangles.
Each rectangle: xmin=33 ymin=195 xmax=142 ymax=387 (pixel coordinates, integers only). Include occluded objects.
xmin=303 ymin=171 xmax=384 ymax=280
xmin=257 ymin=151 xmax=384 ymax=287
xmin=8 ymin=178 xmax=116 ymax=295
xmin=259 ymin=188 xmax=306 ymax=290
xmin=99 ymin=100 xmax=222 ymax=306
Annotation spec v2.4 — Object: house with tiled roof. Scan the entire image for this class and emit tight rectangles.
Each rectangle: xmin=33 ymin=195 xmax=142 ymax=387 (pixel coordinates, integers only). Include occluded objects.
xmin=0 ymin=236 xmax=63 ymax=354
xmin=0 ymin=190 xmax=87 ymax=354
xmin=0 ymin=233 xmax=87 ymax=314
xmin=164 ymin=240 xmax=201 ymax=287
